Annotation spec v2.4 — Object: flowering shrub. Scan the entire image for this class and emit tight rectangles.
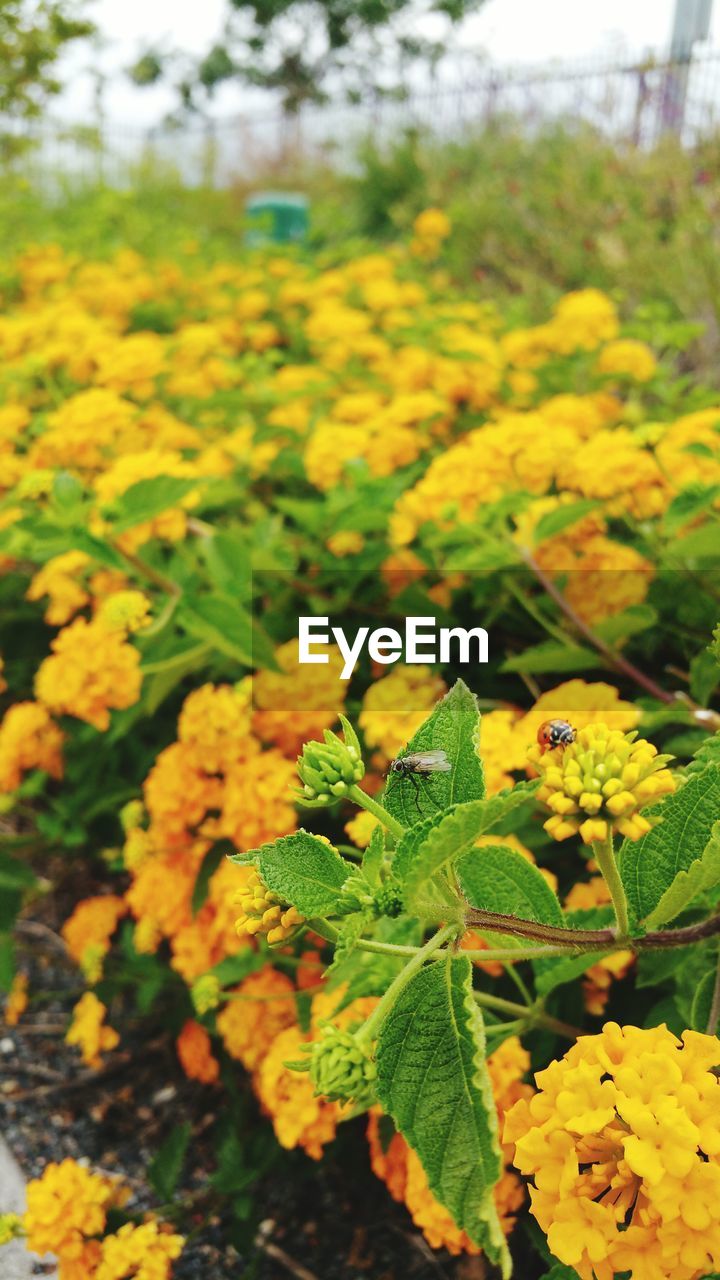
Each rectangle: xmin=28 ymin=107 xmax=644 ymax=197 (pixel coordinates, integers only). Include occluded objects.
xmin=1 ymin=219 xmax=720 ymax=1277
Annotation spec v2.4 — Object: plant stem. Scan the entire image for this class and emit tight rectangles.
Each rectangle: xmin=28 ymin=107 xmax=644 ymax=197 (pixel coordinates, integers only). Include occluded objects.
xmin=347 ymin=784 xmax=406 ymax=841
xmin=521 ymin=546 xmax=720 ymax=729
xmin=591 ymin=833 xmax=630 ymax=939
xmin=706 ymin=952 xmax=720 ymax=1037
xmin=113 ymin=544 xmax=181 ymax=599
xmin=357 ymin=924 xmax=457 ymax=1045
xmin=461 ymin=944 xmax=586 ymax=962
xmin=473 ymin=991 xmax=581 ymax=1041
xmin=466 ymin=908 xmax=616 ymax=949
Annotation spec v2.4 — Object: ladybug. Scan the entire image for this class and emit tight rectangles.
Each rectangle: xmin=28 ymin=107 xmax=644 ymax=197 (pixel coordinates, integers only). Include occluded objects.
xmin=537 ymin=719 xmax=576 ymax=753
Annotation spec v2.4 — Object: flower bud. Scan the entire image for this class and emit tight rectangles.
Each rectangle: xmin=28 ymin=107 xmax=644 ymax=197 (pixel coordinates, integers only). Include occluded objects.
xmin=191 ymin=974 xmax=221 ymax=1015
xmin=309 ymin=1022 xmax=378 ymax=1108
xmin=296 ymin=715 xmax=365 ymax=803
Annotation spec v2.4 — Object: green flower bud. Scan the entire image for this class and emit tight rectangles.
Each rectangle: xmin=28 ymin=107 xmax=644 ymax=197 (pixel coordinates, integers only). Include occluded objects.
xmin=309 ymin=1022 xmax=377 ymax=1108
xmin=373 ymin=880 xmax=403 ymax=918
xmin=296 ymin=718 xmax=365 ymax=803
xmin=191 ymin=974 xmax=221 ymax=1015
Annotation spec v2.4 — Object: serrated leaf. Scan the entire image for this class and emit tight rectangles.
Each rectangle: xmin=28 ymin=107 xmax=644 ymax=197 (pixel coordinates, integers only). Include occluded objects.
xmin=457 ymin=845 xmax=564 ymax=927
xmin=375 ymin=954 xmax=509 ymax=1274
xmin=687 ymin=732 xmax=720 ymax=776
xmin=691 ymin=969 xmax=718 ymax=1033
xmin=106 ymin=476 xmax=198 ymax=534
xmin=501 ymin=641 xmax=602 ymax=675
xmin=255 ymin=831 xmax=350 ymax=917
xmin=148 ymin=1122 xmax=191 ymax=1201
xmin=533 ymin=499 xmax=598 ymax=544
xmin=533 ymin=907 xmax=614 ymax=997
xmin=180 ymin=596 xmax=278 ymax=670
xmin=643 ymin=821 xmax=720 ymax=927
xmin=619 ymin=766 xmax=720 ymax=925
xmin=383 ymin=680 xmax=484 ymax=826
xmin=394 ymin=783 xmax=540 ymax=907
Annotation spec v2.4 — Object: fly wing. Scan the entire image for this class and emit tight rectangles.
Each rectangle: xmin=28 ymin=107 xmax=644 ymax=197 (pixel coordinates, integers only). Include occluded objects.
xmin=404 ymin=749 xmax=452 ymax=773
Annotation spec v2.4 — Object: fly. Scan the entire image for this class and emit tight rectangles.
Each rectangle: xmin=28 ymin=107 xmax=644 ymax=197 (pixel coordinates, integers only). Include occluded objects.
xmin=388 ymin=749 xmax=452 ymax=815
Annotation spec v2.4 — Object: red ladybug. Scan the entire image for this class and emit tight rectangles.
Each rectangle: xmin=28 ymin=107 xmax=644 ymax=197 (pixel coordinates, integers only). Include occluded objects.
xmin=537 ymin=719 xmax=577 ymax=753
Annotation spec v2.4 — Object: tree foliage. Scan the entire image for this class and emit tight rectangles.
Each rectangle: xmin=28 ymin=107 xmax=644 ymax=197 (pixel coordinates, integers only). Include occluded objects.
xmin=0 ymin=0 xmax=93 ymax=140
xmin=130 ymin=0 xmax=488 ymax=116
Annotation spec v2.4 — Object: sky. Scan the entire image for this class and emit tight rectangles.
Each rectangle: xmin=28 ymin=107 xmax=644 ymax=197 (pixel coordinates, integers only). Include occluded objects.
xmin=56 ymin=0 xmax=720 ymax=127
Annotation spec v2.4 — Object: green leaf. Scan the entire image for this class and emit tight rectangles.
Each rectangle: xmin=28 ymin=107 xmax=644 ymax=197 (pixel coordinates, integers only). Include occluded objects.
xmin=687 ymin=732 xmax=720 ymax=777
xmin=209 ymin=950 xmax=264 ymax=986
xmin=619 ymin=766 xmax=720 ymax=925
xmin=375 ymin=954 xmax=509 ymax=1274
xmin=330 ymin=919 xmax=421 ymax=1002
xmin=691 ymin=969 xmax=718 ymax=1034
xmin=664 ymin=524 xmax=720 ymax=565
xmin=148 ymin=1122 xmax=191 ymax=1201
xmin=541 ymin=1267 xmax=581 ymax=1280
xmin=643 ymin=821 xmax=720 ymax=927
xmin=394 ymin=783 xmax=539 ymax=908
xmin=0 ymin=849 xmax=38 ymax=891
xmin=690 ymin=649 xmax=720 ymax=708
xmin=180 ymin=596 xmax=278 ymax=670
xmin=663 ymin=484 xmax=720 ymax=535
xmin=256 ymin=831 xmax=350 ymax=917
xmin=501 ymin=641 xmax=603 ymax=675
xmin=457 ymin=845 xmax=564 ymax=927
xmin=106 ymin=476 xmax=198 ymax=534
xmin=0 ymin=933 xmax=14 ymax=992
xmin=533 ymin=499 xmax=598 ymax=544
xmin=192 ymin=842 xmax=229 ymax=916
xmin=593 ymin=604 xmax=657 ymax=645
xmin=383 ymin=680 xmax=484 ymax=826
xmin=361 ymin=824 xmax=386 ymax=886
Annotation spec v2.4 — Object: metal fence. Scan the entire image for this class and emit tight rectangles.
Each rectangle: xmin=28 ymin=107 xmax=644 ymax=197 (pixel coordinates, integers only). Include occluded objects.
xmin=9 ymin=47 xmax=720 ymax=190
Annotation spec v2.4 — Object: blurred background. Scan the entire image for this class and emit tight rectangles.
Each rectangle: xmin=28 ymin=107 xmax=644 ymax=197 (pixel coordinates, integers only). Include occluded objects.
xmin=4 ymin=0 xmax=720 ymax=383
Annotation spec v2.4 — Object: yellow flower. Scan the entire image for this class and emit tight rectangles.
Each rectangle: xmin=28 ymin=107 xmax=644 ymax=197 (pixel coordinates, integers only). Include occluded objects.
xmin=255 ymin=1024 xmax=341 ymax=1159
xmin=234 ymin=870 xmax=305 ymax=945
xmin=24 ymin=1159 xmax=118 ymax=1274
xmin=529 ymin=723 xmax=675 ymax=843
xmin=413 ymin=208 xmax=452 ymax=241
xmin=344 ymin=808 xmax=380 ymax=849
xmin=176 ymin=1019 xmax=220 ymax=1084
xmin=252 ymin=639 xmax=346 ymax=757
xmin=477 ymin=709 xmax=529 ymax=793
xmin=548 ymin=288 xmax=619 ymax=352
xmin=61 ymin=896 xmax=128 ymax=982
xmin=505 ymin=1022 xmax=720 ymax=1280
xmin=0 ymin=701 xmax=64 ymax=792
xmin=95 ymin=589 xmax=152 ymax=633
xmin=597 ymin=338 xmax=657 ymax=381
xmin=326 ymin=530 xmax=365 ymax=556
xmin=65 ymin=992 xmax=120 ymax=1068
xmin=358 ymin=666 xmax=446 ymax=760
xmin=35 ymin=616 xmax=142 ymax=731
xmin=95 ymin=1220 xmax=184 ymax=1280
xmin=26 ymin=550 xmax=90 ymax=625
xmin=519 ymin=680 xmax=641 ymax=742
xmin=216 ymin=965 xmax=297 ymax=1072
xmin=4 ymin=972 xmax=28 ymax=1026
xmin=177 ymin=682 xmax=256 ymax=774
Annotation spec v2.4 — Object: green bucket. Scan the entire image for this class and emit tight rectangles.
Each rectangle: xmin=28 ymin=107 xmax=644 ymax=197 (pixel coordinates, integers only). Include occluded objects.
xmin=244 ymin=192 xmax=309 ymax=246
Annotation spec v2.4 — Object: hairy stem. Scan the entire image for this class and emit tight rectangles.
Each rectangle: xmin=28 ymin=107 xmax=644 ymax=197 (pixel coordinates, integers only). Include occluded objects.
xmin=466 ymin=908 xmax=617 ymax=949
xmin=347 ymin=784 xmax=406 ymax=841
xmin=591 ymin=833 xmax=630 ymax=939
xmin=357 ymin=924 xmax=458 ymax=1045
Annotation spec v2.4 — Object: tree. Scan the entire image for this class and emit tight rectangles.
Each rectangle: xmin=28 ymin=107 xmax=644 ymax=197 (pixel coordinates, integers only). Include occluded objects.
xmin=131 ymin=0 xmax=488 ymax=117
xmin=0 ymin=0 xmax=93 ymax=148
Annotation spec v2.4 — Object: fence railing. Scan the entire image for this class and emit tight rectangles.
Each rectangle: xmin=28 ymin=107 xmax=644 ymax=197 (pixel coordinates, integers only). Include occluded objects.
xmin=7 ymin=47 xmax=720 ymax=189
